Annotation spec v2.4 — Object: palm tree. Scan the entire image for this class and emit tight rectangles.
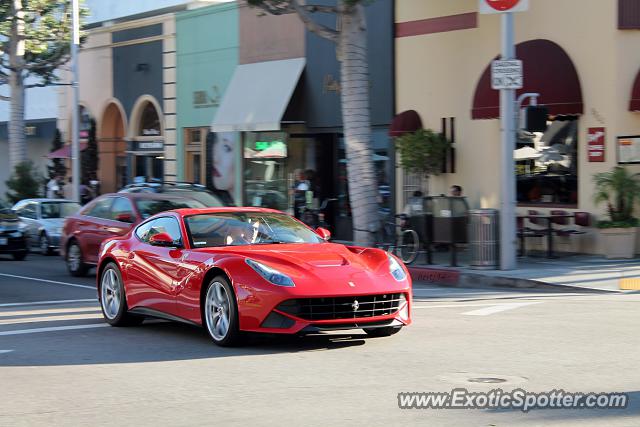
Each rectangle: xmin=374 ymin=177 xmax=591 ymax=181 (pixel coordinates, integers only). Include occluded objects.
xmin=593 ymin=166 xmax=640 ymax=224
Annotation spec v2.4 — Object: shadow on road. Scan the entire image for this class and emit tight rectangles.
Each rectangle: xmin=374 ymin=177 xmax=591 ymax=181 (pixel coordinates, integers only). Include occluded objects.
xmin=0 ymin=319 xmax=372 ymax=367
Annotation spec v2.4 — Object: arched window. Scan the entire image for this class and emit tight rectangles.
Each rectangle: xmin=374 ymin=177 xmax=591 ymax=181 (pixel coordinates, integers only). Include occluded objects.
xmin=138 ymin=102 xmax=161 ymax=136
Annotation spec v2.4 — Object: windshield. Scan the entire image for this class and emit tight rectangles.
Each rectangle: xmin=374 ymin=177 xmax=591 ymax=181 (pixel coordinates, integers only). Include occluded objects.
xmin=41 ymin=202 xmax=81 ymax=219
xmin=185 ymin=212 xmax=323 ymax=247
xmin=136 ymin=198 xmax=205 ymax=219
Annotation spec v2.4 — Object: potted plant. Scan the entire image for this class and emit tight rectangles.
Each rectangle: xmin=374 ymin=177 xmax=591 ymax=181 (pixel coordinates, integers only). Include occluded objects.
xmin=394 ymin=129 xmax=451 ymax=177
xmin=593 ymin=166 xmax=640 ymax=258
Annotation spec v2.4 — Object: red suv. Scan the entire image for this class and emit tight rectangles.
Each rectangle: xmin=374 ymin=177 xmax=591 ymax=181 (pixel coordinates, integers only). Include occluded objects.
xmin=61 ymin=193 xmax=205 ymax=276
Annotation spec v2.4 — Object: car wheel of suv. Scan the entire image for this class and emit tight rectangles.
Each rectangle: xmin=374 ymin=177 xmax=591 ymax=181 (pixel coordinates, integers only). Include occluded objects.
xmin=99 ymin=262 xmax=143 ymax=326
xmin=67 ymin=240 xmax=89 ymax=277
xmin=203 ymin=276 xmax=242 ymax=346
xmin=363 ymin=326 xmax=402 ymax=337
xmin=12 ymin=251 xmax=27 ymax=261
xmin=40 ymin=233 xmax=52 ymax=255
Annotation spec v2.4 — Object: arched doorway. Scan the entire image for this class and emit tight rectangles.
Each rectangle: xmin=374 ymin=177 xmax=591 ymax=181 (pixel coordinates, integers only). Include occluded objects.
xmin=128 ymin=95 xmax=165 ymax=183
xmin=99 ymin=100 xmax=127 ymax=192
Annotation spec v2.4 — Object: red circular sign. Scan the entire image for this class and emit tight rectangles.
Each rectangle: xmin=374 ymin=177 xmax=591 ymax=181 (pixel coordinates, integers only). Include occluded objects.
xmin=486 ymin=0 xmax=521 ymax=11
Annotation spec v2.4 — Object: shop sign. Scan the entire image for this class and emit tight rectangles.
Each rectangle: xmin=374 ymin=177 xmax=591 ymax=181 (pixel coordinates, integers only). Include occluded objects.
xmin=617 ymin=135 xmax=640 ymax=164
xmin=491 ymin=60 xmax=523 ymax=89
xmin=137 ymin=141 xmax=164 ymax=150
xmin=587 ymin=127 xmax=605 ymax=162
xmin=245 ymin=140 xmax=287 ymax=159
xmin=193 ymin=86 xmax=221 ymax=109
xmin=479 ymin=0 xmax=529 ymax=14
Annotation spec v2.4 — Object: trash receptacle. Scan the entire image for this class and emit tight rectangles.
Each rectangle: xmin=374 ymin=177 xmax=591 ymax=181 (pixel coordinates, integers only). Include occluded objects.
xmin=469 ymin=209 xmax=499 ymax=269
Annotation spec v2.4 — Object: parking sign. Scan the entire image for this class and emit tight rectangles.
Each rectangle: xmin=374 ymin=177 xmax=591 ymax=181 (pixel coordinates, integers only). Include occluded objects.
xmin=491 ymin=60 xmax=523 ymax=90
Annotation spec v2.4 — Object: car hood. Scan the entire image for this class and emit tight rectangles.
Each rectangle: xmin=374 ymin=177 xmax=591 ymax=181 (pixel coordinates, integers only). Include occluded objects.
xmin=195 ymin=243 xmax=407 ymax=294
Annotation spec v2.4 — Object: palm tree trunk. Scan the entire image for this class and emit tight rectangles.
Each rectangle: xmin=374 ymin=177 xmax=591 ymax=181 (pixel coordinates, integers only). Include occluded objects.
xmin=339 ymin=2 xmax=379 ymax=245
xmin=9 ymin=71 xmax=26 ymax=169
xmin=9 ymin=0 xmax=27 ymax=170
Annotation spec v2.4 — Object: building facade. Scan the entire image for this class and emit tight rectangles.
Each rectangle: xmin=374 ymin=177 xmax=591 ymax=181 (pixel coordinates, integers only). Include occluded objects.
xmin=395 ymin=0 xmax=640 ymax=254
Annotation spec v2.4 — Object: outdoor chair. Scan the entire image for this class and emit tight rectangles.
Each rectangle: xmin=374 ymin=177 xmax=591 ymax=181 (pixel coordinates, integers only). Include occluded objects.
xmin=517 ymin=215 xmax=544 ymax=257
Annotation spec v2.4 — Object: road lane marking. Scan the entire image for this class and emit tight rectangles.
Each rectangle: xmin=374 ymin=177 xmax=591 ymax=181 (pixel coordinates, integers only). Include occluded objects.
xmin=0 ymin=323 xmax=109 ymax=336
xmin=413 ymin=303 xmax=497 ymax=309
xmin=0 ymin=307 xmax=100 ymax=317
xmin=461 ymin=302 xmax=541 ymax=316
xmin=0 ymin=273 xmax=94 ymax=290
xmin=0 ymin=299 xmax=96 ymax=308
xmin=0 ymin=350 xmax=13 ymax=354
xmin=0 ymin=313 xmax=103 ymax=325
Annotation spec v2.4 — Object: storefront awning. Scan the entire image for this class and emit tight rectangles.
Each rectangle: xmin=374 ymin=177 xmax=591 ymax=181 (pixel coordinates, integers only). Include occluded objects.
xmin=47 ymin=143 xmax=87 ymax=159
xmin=471 ymin=39 xmax=583 ymax=120
xmin=629 ymin=71 xmax=640 ymax=111
xmin=211 ymin=58 xmax=306 ymax=132
xmin=389 ymin=110 xmax=423 ymax=137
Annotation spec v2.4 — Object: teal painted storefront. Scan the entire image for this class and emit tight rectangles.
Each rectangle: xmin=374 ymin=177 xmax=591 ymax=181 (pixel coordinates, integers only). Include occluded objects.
xmin=176 ymin=3 xmax=240 ymax=202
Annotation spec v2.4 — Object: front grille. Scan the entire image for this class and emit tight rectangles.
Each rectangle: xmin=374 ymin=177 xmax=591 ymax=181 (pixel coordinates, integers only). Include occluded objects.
xmin=277 ymin=293 xmax=404 ymax=321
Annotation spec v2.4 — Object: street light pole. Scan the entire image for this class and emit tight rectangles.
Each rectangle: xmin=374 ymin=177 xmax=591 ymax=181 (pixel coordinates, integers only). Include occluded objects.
xmin=71 ymin=0 xmax=80 ymax=203
xmin=499 ymin=12 xmax=517 ymax=270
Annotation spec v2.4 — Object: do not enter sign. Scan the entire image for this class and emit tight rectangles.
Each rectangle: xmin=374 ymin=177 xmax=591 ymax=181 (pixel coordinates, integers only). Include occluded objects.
xmin=479 ymin=0 xmax=529 ymax=14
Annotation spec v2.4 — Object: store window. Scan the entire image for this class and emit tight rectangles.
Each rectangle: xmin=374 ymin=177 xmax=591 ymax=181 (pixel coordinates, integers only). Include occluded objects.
xmin=515 ymin=117 xmax=578 ymax=206
xmin=243 ymin=132 xmax=288 ymax=211
xmin=184 ymin=127 xmax=207 ymax=185
xmin=337 ymin=130 xmax=394 ymax=220
xmin=138 ymin=102 xmax=161 ymax=136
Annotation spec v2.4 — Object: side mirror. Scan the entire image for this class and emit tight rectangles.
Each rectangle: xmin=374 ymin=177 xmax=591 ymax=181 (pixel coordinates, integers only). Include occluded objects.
xmin=149 ymin=232 xmax=178 ymax=247
xmin=316 ymin=227 xmax=331 ymax=241
xmin=115 ymin=212 xmax=135 ymax=223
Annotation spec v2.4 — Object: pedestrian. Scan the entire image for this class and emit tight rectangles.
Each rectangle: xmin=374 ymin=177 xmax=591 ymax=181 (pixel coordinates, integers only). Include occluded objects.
xmin=450 ymin=185 xmax=463 ymax=197
xmin=46 ymin=175 xmax=61 ymax=199
xmin=291 ymin=169 xmax=309 ymax=219
xmin=403 ymin=190 xmax=424 ymax=216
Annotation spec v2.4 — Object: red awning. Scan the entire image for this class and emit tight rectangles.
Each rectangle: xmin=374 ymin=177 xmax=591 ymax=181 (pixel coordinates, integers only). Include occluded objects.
xmin=389 ymin=110 xmax=423 ymax=137
xmin=47 ymin=143 xmax=87 ymax=159
xmin=630 ymin=71 xmax=640 ymax=111
xmin=472 ymin=39 xmax=583 ymax=120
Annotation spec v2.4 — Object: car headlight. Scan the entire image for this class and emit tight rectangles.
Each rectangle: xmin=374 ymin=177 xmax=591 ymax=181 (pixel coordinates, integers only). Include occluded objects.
xmin=388 ymin=254 xmax=407 ymax=282
xmin=17 ymin=223 xmax=28 ymax=232
xmin=245 ymin=259 xmax=295 ymax=287
xmin=10 ymin=231 xmax=22 ymax=238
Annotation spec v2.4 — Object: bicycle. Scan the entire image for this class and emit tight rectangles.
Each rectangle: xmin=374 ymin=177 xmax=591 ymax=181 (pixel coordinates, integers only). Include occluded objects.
xmin=355 ymin=214 xmax=420 ymax=265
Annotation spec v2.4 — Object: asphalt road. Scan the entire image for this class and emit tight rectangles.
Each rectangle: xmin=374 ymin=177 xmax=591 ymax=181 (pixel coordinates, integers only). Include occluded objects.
xmin=1 ymin=253 xmax=639 ymax=426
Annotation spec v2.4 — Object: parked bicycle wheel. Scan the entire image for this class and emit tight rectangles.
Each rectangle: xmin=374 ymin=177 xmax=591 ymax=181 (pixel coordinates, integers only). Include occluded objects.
xmin=397 ymin=229 xmax=419 ymax=264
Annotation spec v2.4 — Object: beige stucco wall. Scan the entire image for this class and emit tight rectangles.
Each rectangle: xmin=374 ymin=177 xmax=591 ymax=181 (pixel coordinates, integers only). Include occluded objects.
xmin=396 ymin=0 xmax=640 ymax=254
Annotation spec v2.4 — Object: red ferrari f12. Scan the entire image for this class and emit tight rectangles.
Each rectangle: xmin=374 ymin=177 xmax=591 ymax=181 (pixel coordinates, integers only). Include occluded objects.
xmin=97 ymin=207 xmax=412 ymax=346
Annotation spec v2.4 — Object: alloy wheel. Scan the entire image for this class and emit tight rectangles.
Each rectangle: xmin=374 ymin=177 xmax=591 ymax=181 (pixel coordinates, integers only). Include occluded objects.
xmin=101 ymin=268 xmax=122 ymax=320
xmin=205 ymin=281 xmax=231 ymax=341
xmin=67 ymin=244 xmax=81 ymax=272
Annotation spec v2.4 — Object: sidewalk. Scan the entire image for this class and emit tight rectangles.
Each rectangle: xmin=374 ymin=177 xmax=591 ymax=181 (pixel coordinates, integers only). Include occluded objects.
xmin=408 ymin=252 xmax=640 ymax=293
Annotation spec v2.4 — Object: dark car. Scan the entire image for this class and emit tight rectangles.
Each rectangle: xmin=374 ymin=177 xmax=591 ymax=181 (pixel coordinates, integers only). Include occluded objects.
xmin=0 ymin=200 xmax=28 ymax=260
xmin=61 ymin=193 xmax=205 ymax=276
xmin=118 ymin=182 xmax=231 ymax=207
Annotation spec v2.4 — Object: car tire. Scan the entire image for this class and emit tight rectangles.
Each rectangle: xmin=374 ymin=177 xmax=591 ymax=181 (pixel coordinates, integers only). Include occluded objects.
xmin=40 ymin=233 xmax=52 ymax=256
xmin=203 ymin=275 xmax=242 ymax=346
xmin=66 ymin=240 xmax=89 ymax=277
xmin=363 ymin=326 xmax=402 ymax=337
xmin=99 ymin=262 xmax=143 ymax=327
xmin=12 ymin=251 xmax=27 ymax=261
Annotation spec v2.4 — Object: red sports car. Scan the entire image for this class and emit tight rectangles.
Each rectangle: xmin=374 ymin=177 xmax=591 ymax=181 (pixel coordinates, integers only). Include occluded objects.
xmin=97 ymin=207 xmax=412 ymax=346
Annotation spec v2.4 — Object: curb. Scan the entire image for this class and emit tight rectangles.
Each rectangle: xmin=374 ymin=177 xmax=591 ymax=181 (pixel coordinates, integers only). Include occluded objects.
xmin=408 ymin=266 xmax=619 ymax=294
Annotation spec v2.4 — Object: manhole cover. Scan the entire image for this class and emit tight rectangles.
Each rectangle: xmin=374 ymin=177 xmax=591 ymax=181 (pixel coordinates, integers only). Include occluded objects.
xmin=467 ymin=377 xmax=507 ymax=384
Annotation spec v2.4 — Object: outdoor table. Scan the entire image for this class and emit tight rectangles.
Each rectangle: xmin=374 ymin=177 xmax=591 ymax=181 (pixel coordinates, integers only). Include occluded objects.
xmin=517 ymin=213 xmax=574 ymax=258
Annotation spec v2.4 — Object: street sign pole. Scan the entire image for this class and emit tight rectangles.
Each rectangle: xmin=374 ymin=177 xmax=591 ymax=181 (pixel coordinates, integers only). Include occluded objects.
xmin=499 ymin=12 xmax=517 ymax=270
xmin=71 ymin=0 xmax=80 ymax=203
